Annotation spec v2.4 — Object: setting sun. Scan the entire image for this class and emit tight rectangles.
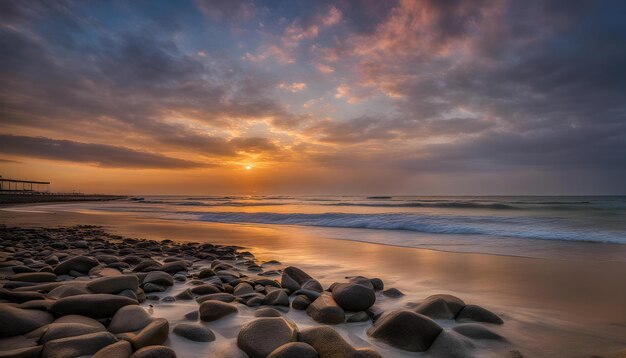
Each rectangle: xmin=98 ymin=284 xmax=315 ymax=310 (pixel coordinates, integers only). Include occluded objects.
xmin=245 ymin=165 xmax=252 ymax=170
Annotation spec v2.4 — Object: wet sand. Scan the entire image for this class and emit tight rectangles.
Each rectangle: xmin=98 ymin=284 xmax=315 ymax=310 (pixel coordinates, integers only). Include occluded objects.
xmin=1 ymin=205 xmax=626 ymax=357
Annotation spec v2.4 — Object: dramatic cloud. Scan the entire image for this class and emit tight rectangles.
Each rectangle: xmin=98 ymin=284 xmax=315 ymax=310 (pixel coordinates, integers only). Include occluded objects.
xmin=1 ymin=0 xmax=625 ymax=194
xmin=0 ymin=135 xmax=201 ymax=169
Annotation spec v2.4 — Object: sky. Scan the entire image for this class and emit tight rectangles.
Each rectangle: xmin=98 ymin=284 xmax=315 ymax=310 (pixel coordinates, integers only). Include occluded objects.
xmin=0 ymin=0 xmax=625 ymax=195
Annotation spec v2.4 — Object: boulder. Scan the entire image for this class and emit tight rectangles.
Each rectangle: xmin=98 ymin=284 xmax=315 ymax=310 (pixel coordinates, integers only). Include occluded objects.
xmin=382 ymin=288 xmax=403 ymax=298
xmin=46 ymin=283 xmax=90 ymax=300
xmin=452 ymin=323 xmax=506 ymax=341
xmin=237 ymin=317 xmax=298 ymax=358
xmin=367 ymin=310 xmax=442 ymax=352
xmin=456 ymin=305 xmax=503 ymax=324
xmin=50 ymin=294 xmax=137 ymax=319
xmin=331 ymin=283 xmax=376 ymax=311
xmin=419 ymin=295 xmax=465 ymax=317
xmin=428 ymin=330 xmax=476 ymax=358
xmin=53 ymin=256 xmax=99 ymax=275
xmin=190 ymin=284 xmax=221 ymax=295
xmin=291 ymin=295 xmax=311 ymax=310
xmin=53 ymin=315 xmax=106 ymax=329
xmin=41 ymin=331 xmax=117 ymax=358
xmin=0 ymin=346 xmax=43 ymax=358
xmin=196 ymin=293 xmax=235 ymax=303
xmin=263 ymin=289 xmax=289 ymax=307
xmin=199 ymin=301 xmax=238 ymax=322
xmin=0 ymin=306 xmax=54 ymax=338
xmin=92 ymin=340 xmax=133 ymax=358
xmin=130 ymin=345 xmax=176 ymax=358
xmin=8 ymin=272 xmax=57 ymax=283
xmin=142 ymin=272 xmax=173 ymax=287
xmin=198 ymin=268 xmax=215 ymax=279
xmin=234 ymin=283 xmax=254 ymax=296
xmin=0 ymin=288 xmax=45 ymax=303
xmin=254 ymin=307 xmax=282 ymax=318
xmin=87 ymin=275 xmax=139 ymax=294
xmin=306 ymin=293 xmax=345 ymax=324
xmin=172 ymin=323 xmax=215 ymax=342
xmin=370 ymin=278 xmax=384 ymax=291
xmin=300 ymin=326 xmax=381 ymax=358
xmin=268 ymin=342 xmax=318 ymax=358
xmin=346 ymin=311 xmax=369 ymax=323
xmin=108 ymin=305 xmax=153 ymax=333
xmin=120 ymin=318 xmax=169 ymax=350
xmin=40 ymin=323 xmax=105 ymax=344
xmin=158 ymin=261 xmax=188 ymax=274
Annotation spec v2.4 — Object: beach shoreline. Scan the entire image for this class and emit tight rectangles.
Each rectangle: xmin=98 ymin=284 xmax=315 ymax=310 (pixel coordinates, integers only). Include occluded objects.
xmin=1 ymin=203 xmax=626 ymax=357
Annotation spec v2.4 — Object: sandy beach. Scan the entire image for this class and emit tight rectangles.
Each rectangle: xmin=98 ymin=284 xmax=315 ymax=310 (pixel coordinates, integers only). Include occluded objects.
xmin=1 ymin=202 xmax=625 ymax=357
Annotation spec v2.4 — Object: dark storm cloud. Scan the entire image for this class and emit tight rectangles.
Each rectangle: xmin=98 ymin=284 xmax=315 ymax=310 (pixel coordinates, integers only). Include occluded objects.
xmin=0 ymin=135 xmax=202 ymax=169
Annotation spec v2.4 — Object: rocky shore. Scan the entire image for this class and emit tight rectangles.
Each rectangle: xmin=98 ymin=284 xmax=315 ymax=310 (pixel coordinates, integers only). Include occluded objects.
xmin=0 ymin=225 xmax=520 ymax=357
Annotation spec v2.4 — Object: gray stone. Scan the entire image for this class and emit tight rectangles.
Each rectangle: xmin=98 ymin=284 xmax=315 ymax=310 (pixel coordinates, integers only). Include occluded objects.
xmin=237 ymin=317 xmax=298 ymax=358
xmin=87 ymin=275 xmax=139 ymax=294
xmin=53 ymin=256 xmax=99 ymax=275
xmin=40 ymin=323 xmax=105 ymax=344
xmin=263 ymin=289 xmax=289 ymax=307
xmin=0 ymin=346 xmax=43 ymax=358
xmin=370 ymin=278 xmax=384 ymax=291
xmin=268 ymin=342 xmax=318 ymax=358
xmin=196 ymin=293 xmax=235 ymax=303
xmin=291 ymin=295 xmax=311 ymax=310
xmin=346 ymin=311 xmax=370 ymax=323
xmin=92 ymin=340 xmax=133 ymax=358
xmin=190 ymin=284 xmax=221 ymax=295
xmin=306 ymin=293 xmax=345 ymax=324
xmin=129 ymin=345 xmax=176 ymax=358
xmin=143 ymin=272 xmax=173 ymax=287
xmin=456 ymin=305 xmax=504 ymax=324
xmin=0 ymin=288 xmax=45 ymax=303
xmin=41 ymin=331 xmax=117 ymax=358
xmin=8 ymin=272 xmax=57 ymax=283
xmin=199 ymin=301 xmax=238 ymax=322
xmin=108 ymin=305 xmax=153 ymax=333
xmin=419 ymin=294 xmax=465 ymax=317
xmin=173 ymin=323 xmax=215 ymax=342
xmin=452 ymin=323 xmax=506 ymax=340
xmin=367 ymin=310 xmax=442 ymax=352
xmin=234 ymin=282 xmax=254 ymax=296
xmin=50 ymin=294 xmax=137 ymax=319
xmin=382 ymin=288 xmax=404 ymax=298
xmin=428 ymin=330 xmax=475 ymax=358
xmin=0 ymin=306 xmax=54 ymax=338
xmin=300 ymin=326 xmax=382 ymax=358
xmin=331 ymin=282 xmax=376 ymax=311
xmin=46 ymin=283 xmax=90 ymax=300
xmin=254 ymin=307 xmax=282 ymax=317
xmin=119 ymin=318 xmax=169 ymax=350
xmin=175 ymin=289 xmax=193 ymax=300
xmin=143 ymin=283 xmax=166 ymax=293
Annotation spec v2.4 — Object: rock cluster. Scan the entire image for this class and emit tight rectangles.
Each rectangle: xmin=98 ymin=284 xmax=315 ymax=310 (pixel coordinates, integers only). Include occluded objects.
xmin=0 ymin=225 xmax=508 ymax=358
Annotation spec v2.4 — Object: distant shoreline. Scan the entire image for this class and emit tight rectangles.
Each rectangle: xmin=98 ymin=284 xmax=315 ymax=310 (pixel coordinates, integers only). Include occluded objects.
xmin=0 ymin=193 xmax=127 ymax=205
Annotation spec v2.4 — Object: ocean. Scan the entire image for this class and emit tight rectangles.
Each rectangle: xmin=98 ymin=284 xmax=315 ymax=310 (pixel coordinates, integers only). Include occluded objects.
xmin=71 ymin=195 xmax=626 ymax=247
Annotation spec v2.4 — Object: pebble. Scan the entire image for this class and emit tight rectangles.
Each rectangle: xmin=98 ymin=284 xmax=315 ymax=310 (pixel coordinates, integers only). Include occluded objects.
xmin=199 ymin=301 xmax=238 ymax=322
xmin=173 ymin=323 xmax=215 ymax=342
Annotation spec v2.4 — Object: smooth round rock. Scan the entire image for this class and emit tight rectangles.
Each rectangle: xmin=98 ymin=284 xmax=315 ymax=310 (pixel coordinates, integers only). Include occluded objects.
xmin=291 ymin=295 xmax=311 ymax=310
xmin=306 ymin=293 xmax=345 ymax=324
xmin=130 ymin=345 xmax=176 ymax=358
xmin=190 ymin=284 xmax=220 ymax=295
xmin=40 ymin=322 xmax=105 ymax=343
xmin=0 ymin=306 xmax=54 ymax=338
xmin=332 ymin=283 xmax=376 ymax=311
xmin=382 ymin=288 xmax=404 ymax=298
xmin=50 ymin=294 xmax=137 ymax=319
xmin=108 ymin=305 xmax=153 ymax=333
xmin=41 ymin=331 xmax=117 ymax=358
xmin=120 ymin=318 xmax=169 ymax=350
xmin=428 ymin=330 xmax=476 ymax=358
xmin=300 ymin=326 xmax=381 ymax=358
xmin=263 ymin=289 xmax=289 ymax=307
xmin=367 ymin=310 xmax=442 ymax=352
xmin=93 ymin=340 xmax=133 ymax=358
xmin=237 ymin=318 xmax=298 ymax=358
xmin=420 ymin=295 xmax=465 ymax=317
xmin=54 ymin=256 xmax=99 ymax=275
xmin=9 ymin=272 xmax=57 ymax=283
xmin=254 ymin=307 xmax=282 ymax=317
xmin=199 ymin=301 xmax=238 ymax=322
xmin=87 ymin=275 xmax=139 ymax=294
xmin=173 ymin=324 xmax=215 ymax=342
xmin=143 ymin=272 xmax=173 ymax=287
xmin=268 ymin=342 xmax=318 ymax=358
xmin=452 ymin=323 xmax=506 ymax=340
xmin=456 ymin=305 xmax=504 ymax=324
